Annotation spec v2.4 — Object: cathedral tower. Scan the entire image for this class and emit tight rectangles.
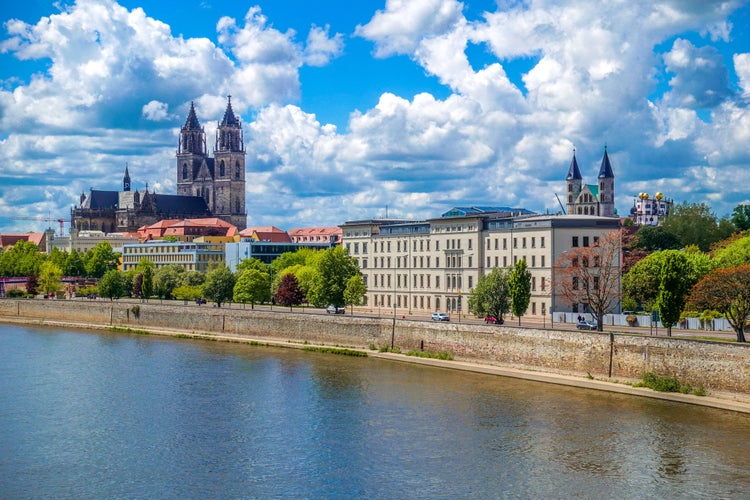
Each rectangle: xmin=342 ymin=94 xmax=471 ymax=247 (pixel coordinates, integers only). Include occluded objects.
xmin=565 ymin=150 xmax=582 ymax=215
xmin=213 ymin=96 xmax=247 ymax=229
xmin=597 ymin=146 xmax=615 ymax=217
xmin=176 ymin=101 xmax=208 ymax=199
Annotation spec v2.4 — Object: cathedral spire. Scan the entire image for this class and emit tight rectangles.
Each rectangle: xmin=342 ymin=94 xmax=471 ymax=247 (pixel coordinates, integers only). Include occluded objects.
xmin=598 ymin=145 xmax=615 ymax=178
xmin=220 ymin=95 xmax=240 ymax=127
xmin=184 ymin=101 xmax=202 ymax=130
xmin=566 ymin=149 xmax=582 ymax=180
xmin=123 ymin=163 xmax=131 ymax=192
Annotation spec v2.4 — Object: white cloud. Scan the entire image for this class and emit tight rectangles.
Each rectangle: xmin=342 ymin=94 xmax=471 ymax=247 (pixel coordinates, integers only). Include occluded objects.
xmin=142 ymin=100 xmax=171 ymax=121
xmin=303 ymin=25 xmax=344 ymax=67
xmin=662 ymin=38 xmax=731 ymax=108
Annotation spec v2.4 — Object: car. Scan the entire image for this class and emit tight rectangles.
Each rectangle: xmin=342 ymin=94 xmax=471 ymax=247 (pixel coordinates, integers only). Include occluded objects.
xmin=326 ymin=305 xmax=345 ymax=314
xmin=576 ymin=320 xmax=597 ymax=330
xmin=431 ymin=312 xmax=450 ymax=322
xmin=484 ymin=316 xmax=504 ymax=325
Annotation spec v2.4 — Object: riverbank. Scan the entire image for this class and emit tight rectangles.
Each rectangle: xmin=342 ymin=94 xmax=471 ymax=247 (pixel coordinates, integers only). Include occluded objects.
xmin=2 ymin=298 xmax=750 ymax=414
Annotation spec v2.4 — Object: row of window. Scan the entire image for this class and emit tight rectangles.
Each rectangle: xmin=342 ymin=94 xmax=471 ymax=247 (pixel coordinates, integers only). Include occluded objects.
xmin=370 ymin=273 xmax=476 ymax=291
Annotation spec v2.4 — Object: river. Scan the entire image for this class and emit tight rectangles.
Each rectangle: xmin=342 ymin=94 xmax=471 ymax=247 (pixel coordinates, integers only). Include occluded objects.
xmin=1 ymin=324 xmax=749 ymax=498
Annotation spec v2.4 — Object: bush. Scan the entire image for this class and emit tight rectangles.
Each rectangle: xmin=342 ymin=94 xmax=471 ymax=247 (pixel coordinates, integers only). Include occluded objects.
xmin=6 ymin=289 xmax=26 ymax=298
xmin=626 ymin=314 xmax=638 ymax=326
xmin=635 ymin=372 xmax=704 ymax=396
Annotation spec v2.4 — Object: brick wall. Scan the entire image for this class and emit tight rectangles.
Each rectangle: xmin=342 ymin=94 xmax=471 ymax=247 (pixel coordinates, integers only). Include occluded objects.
xmin=3 ymin=299 xmax=749 ymax=394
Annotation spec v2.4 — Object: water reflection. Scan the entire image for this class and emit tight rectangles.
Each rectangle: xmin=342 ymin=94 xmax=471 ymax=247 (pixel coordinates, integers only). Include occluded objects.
xmin=2 ymin=325 xmax=750 ymax=498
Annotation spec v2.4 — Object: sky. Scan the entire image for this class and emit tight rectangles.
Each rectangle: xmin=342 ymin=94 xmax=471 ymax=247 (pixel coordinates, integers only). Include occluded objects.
xmin=1 ymin=0 xmax=750 ymax=234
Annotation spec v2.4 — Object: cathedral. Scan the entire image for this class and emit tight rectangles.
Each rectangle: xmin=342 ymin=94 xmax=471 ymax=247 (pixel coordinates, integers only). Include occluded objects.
xmin=72 ymin=97 xmax=247 ymax=232
xmin=565 ymin=147 xmax=616 ymax=217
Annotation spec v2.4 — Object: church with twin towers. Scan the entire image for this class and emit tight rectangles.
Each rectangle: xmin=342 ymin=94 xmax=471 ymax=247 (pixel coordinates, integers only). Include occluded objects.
xmin=71 ymin=96 xmax=247 ymax=233
xmin=176 ymin=96 xmax=247 ymax=230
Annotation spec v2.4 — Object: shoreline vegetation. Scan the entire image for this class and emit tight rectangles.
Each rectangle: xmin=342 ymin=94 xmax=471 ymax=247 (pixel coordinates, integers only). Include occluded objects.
xmin=2 ymin=311 xmax=749 ymax=415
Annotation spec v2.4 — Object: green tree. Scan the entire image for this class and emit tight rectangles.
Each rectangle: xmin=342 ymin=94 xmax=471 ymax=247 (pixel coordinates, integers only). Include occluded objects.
xmin=47 ymin=247 xmax=68 ymax=270
xmin=731 ymin=204 xmax=750 ymax=231
xmin=655 ymin=252 xmax=692 ymax=336
xmin=98 ymin=269 xmax=126 ymax=300
xmin=270 ymin=248 xmax=320 ymax=275
xmin=661 ymin=202 xmax=735 ymax=252
xmin=38 ymin=261 xmax=63 ymax=296
xmin=172 ymin=285 xmax=202 ymax=302
xmin=233 ymin=268 xmax=271 ymax=308
xmin=344 ymin=274 xmax=367 ymax=312
xmin=623 ymin=247 xmax=714 ymax=312
xmin=84 ymin=241 xmax=119 ymax=278
xmin=153 ymin=264 xmax=185 ymax=299
xmin=632 ymin=225 xmax=681 ymax=252
xmin=202 ymin=266 xmax=236 ymax=308
xmin=306 ymin=246 xmax=358 ymax=307
xmin=64 ymin=250 xmax=86 ymax=277
xmin=688 ymin=265 xmax=750 ymax=342
xmin=135 ymin=258 xmax=155 ymax=300
xmin=275 ymin=273 xmax=305 ymax=309
xmin=713 ymin=234 xmax=750 ymax=268
xmin=468 ymin=268 xmax=511 ymax=321
xmin=509 ymin=259 xmax=532 ymax=325
xmin=0 ymin=240 xmax=45 ymax=277
xmin=181 ymin=270 xmax=205 ymax=287
xmin=236 ymin=257 xmax=269 ymax=275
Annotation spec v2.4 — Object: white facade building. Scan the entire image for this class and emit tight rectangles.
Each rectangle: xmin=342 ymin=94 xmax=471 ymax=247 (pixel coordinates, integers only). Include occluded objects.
xmin=342 ymin=208 xmax=621 ymax=319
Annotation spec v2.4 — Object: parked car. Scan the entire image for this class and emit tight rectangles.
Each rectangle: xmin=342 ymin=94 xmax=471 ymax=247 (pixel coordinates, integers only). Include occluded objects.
xmin=576 ymin=320 xmax=597 ymax=330
xmin=431 ymin=312 xmax=450 ymax=322
xmin=327 ymin=305 xmax=345 ymax=314
xmin=484 ymin=316 xmax=504 ymax=324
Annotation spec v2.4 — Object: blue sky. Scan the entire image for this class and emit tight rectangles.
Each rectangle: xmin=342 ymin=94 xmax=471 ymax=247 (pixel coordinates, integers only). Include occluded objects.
xmin=1 ymin=0 xmax=750 ymax=234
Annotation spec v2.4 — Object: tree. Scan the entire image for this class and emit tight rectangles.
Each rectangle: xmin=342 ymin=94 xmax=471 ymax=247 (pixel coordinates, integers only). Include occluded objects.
xmin=98 ymin=269 xmax=126 ymax=300
xmin=202 ymin=266 xmax=236 ymax=307
xmin=0 ymin=240 xmax=45 ymax=277
xmin=661 ymin=202 xmax=735 ymax=252
xmin=84 ymin=241 xmax=119 ymax=278
xmin=509 ymin=259 xmax=531 ymax=325
xmin=38 ymin=261 xmax=63 ymax=296
xmin=233 ymin=268 xmax=271 ymax=308
xmin=731 ymin=204 xmax=750 ymax=231
xmin=632 ymin=225 xmax=681 ymax=252
xmin=306 ymin=246 xmax=358 ymax=307
xmin=135 ymin=258 xmax=154 ymax=300
xmin=181 ymin=270 xmax=205 ymax=287
xmin=275 ymin=273 xmax=305 ymax=309
xmin=688 ymin=265 xmax=750 ymax=342
xmin=26 ymin=274 xmax=39 ymax=297
xmin=554 ymin=230 xmax=621 ymax=332
xmin=713 ymin=234 xmax=750 ymax=268
xmin=236 ymin=257 xmax=269 ymax=275
xmin=172 ymin=285 xmax=202 ymax=302
xmin=655 ymin=251 xmax=691 ymax=336
xmin=132 ymin=273 xmax=144 ymax=299
xmin=468 ymin=268 xmax=511 ymax=321
xmin=623 ymin=247 xmax=714 ymax=312
xmin=64 ymin=250 xmax=86 ymax=277
xmin=153 ymin=264 xmax=184 ymax=300
xmin=344 ymin=274 xmax=367 ymax=312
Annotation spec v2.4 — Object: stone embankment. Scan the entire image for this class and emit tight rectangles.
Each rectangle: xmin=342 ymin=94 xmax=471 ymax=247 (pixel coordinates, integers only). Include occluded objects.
xmin=2 ymin=298 xmax=750 ymax=412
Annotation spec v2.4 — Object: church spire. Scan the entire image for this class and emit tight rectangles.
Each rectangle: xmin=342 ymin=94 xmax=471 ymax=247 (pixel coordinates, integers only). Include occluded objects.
xmin=220 ymin=95 xmax=240 ymax=127
xmin=123 ymin=163 xmax=131 ymax=192
xmin=566 ymin=149 xmax=582 ymax=180
xmin=179 ymin=101 xmax=207 ymax=156
xmin=598 ymin=145 xmax=615 ymax=178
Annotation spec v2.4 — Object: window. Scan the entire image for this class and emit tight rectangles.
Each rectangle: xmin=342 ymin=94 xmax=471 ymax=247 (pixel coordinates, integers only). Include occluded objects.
xmin=182 ymin=163 xmax=189 ymax=180
xmin=436 ymin=241 xmax=440 ymax=251
xmin=541 ymin=255 xmax=545 ymax=267
xmin=583 ymin=236 xmax=590 ymax=247
xmin=532 ymin=276 xmax=536 ymax=291
xmin=354 ymin=243 xmax=359 ymax=254
xmin=495 ymin=256 xmax=498 ymax=267
xmin=522 ymin=237 xmax=526 ymax=248
xmin=503 ymin=256 xmax=507 ymax=267
xmin=541 ymin=237 xmax=545 ymax=248
xmin=436 ymin=276 xmax=440 ymax=288
xmin=219 ymin=161 xmax=225 ymax=177
xmin=487 ymin=257 xmax=490 ymax=267
xmin=468 ymin=256 xmax=472 ymax=267
xmin=235 ymin=162 xmax=241 ymax=179
xmin=487 ymin=239 xmax=491 ymax=250
xmin=572 ymin=236 xmax=579 ymax=247
xmin=541 ymin=277 xmax=546 ymax=291
xmin=469 ymin=276 xmax=473 ymax=288
xmin=495 ymin=238 xmax=499 ymax=250
xmin=531 ymin=237 xmax=536 ymax=248
xmin=468 ymin=239 xmax=472 ymax=250
xmin=531 ymin=256 xmax=536 ymax=267
xmin=572 ymin=276 xmax=579 ymax=290
xmin=503 ymin=238 xmax=507 ymax=250
xmin=436 ymin=257 xmax=439 ymax=267
xmin=513 ymin=238 xmax=518 ymax=248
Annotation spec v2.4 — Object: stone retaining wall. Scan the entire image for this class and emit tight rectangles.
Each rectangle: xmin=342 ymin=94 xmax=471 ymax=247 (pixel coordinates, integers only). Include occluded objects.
xmin=2 ymin=298 xmax=749 ymax=394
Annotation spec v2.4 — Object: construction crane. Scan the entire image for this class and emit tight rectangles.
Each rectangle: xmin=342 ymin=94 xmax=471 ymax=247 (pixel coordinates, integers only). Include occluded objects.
xmin=4 ymin=216 xmax=70 ymax=236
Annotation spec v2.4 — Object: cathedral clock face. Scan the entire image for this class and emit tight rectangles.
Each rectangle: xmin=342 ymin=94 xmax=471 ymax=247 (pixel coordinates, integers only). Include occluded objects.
xmin=124 ymin=181 xmax=130 ymax=190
